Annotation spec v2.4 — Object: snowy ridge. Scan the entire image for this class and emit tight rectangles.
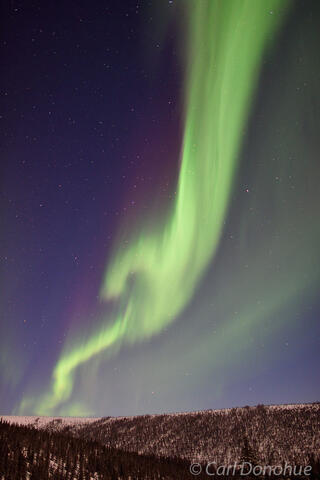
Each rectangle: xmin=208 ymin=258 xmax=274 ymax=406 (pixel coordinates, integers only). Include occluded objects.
xmin=0 ymin=415 xmax=98 ymax=428
xmin=1 ymin=401 xmax=315 ymax=427
xmin=70 ymin=402 xmax=320 ymax=465
xmin=1 ymin=402 xmax=319 ymax=466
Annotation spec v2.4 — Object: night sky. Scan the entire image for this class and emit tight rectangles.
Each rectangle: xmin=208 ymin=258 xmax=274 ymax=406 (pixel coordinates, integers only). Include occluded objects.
xmin=1 ymin=0 xmax=319 ymax=417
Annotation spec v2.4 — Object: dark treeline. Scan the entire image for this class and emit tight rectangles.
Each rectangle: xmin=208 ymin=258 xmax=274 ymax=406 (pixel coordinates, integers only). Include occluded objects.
xmin=0 ymin=419 xmax=208 ymax=479
xmin=0 ymin=421 xmax=320 ymax=480
xmin=1 ymin=414 xmax=320 ymax=479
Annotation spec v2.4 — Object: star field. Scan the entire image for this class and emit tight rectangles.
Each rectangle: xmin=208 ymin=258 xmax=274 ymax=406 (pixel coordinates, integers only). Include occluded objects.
xmin=0 ymin=1 xmax=319 ymax=416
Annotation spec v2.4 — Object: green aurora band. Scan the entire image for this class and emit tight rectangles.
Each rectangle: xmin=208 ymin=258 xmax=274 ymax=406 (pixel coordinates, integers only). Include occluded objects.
xmin=19 ymin=0 xmax=290 ymax=415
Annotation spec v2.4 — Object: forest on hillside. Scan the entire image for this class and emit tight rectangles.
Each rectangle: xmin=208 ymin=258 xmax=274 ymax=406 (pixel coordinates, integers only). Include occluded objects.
xmin=0 ymin=419 xmax=207 ymax=479
xmin=66 ymin=404 xmax=320 ymax=467
xmin=1 ymin=416 xmax=320 ymax=479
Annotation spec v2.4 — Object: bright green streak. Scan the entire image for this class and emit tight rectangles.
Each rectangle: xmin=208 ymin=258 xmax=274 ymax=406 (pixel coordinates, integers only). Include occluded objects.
xmin=21 ymin=0 xmax=290 ymax=415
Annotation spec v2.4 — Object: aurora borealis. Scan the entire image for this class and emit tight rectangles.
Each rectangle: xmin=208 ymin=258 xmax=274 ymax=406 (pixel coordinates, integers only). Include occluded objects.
xmin=1 ymin=1 xmax=320 ymax=417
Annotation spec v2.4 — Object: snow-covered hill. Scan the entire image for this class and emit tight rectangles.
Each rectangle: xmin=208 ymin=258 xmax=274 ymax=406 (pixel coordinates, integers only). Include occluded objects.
xmin=2 ymin=402 xmax=320 ymax=466
xmin=0 ymin=415 xmax=98 ymax=429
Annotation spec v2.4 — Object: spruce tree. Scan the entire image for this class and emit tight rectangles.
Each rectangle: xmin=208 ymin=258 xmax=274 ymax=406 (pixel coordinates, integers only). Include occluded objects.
xmin=240 ymin=435 xmax=258 ymax=469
